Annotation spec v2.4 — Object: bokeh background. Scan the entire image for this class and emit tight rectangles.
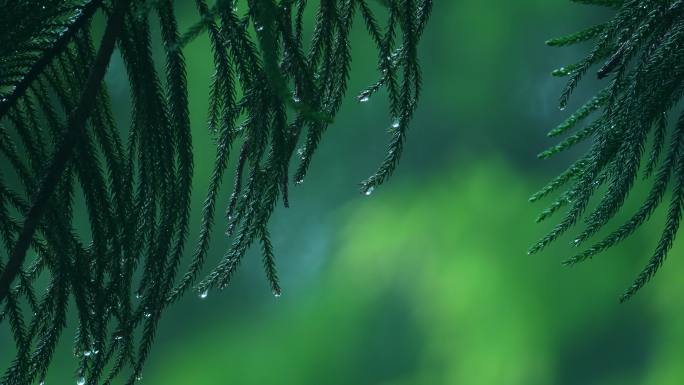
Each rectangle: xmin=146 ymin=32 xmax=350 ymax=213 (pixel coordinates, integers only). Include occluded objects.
xmin=6 ymin=1 xmax=684 ymax=384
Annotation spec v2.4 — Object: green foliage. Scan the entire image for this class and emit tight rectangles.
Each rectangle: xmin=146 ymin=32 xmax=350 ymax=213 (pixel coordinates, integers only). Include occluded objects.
xmin=531 ymin=0 xmax=684 ymax=301
xmin=0 ymin=0 xmax=432 ymax=384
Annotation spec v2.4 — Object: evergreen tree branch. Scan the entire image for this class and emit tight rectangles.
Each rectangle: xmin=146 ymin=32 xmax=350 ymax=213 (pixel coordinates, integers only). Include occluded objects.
xmin=0 ymin=1 xmax=432 ymax=383
xmin=0 ymin=0 xmax=104 ymax=118
xmin=0 ymin=0 xmax=129 ymax=303
xmin=533 ymin=0 xmax=684 ymax=300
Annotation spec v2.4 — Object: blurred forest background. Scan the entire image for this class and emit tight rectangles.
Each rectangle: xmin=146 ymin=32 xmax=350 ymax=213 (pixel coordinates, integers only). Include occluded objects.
xmin=4 ymin=1 xmax=684 ymax=384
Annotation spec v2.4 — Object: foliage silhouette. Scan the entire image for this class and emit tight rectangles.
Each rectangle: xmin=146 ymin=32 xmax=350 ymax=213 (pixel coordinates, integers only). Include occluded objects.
xmin=0 ymin=0 xmax=432 ymax=384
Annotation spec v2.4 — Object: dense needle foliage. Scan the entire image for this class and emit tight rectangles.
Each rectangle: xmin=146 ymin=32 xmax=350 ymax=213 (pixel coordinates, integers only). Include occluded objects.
xmin=531 ymin=0 xmax=684 ymax=301
xmin=0 ymin=0 xmax=432 ymax=384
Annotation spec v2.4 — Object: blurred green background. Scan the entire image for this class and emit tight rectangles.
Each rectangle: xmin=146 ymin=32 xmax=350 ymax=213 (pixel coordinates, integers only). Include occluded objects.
xmin=7 ymin=1 xmax=684 ymax=384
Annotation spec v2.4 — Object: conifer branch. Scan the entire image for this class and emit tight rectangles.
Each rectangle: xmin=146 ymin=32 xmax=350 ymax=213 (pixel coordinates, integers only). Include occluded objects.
xmin=0 ymin=0 xmax=128 ymax=303
xmin=533 ymin=0 xmax=684 ymax=300
xmin=0 ymin=0 xmax=104 ymax=118
xmin=0 ymin=1 xmax=432 ymax=383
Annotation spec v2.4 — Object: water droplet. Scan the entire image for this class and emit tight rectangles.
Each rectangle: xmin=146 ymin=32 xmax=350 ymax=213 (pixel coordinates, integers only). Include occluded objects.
xmin=144 ymin=312 xmax=151 ymax=318
xmin=136 ymin=375 xmax=143 ymax=382
xmin=359 ymin=95 xmax=369 ymax=103
xmin=364 ymin=186 xmax=375 ymax=196
xmin=83 ymin=350 xmax=92 ymax=357
xmin=391 ymin=119 xmax=400 ymax=129
xmin=295 ymin=178 xmax=304 ymax=185
xmin=199 ymin=290 xmax=208 ymax=299
xmin=77 ymin=377 xmax=85 ymax=385
xmin=273 ymin=289 xmax=281 ymax=298
xmin=256 ymin=25 xmax=264 ymax=32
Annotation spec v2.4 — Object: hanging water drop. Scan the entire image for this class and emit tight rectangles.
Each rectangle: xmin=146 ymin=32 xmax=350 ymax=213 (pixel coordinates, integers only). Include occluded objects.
xmin=273 ymin=289 xmax=281 ymax=298
xmin=199 ymin=290 xmax=208 ymax=299
xmin=391 ymin=119 xmax=400 ymax=129
xmin=364 ymin=186 xmax=375 ymax=196
xmin=76 ymin=377 xmax=85 ymax=385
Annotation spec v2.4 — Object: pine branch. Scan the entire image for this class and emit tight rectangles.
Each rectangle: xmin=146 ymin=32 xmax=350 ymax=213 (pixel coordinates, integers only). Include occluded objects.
xmin=0 ymin=0 xmax=104 ymax=118
xmin=533 ymin=0 xmax=684 ymax=300
xmin=0 ymin=0 xmax=128 ymax=303
xmin=0 ymin=1 xmax=432 ymax=383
